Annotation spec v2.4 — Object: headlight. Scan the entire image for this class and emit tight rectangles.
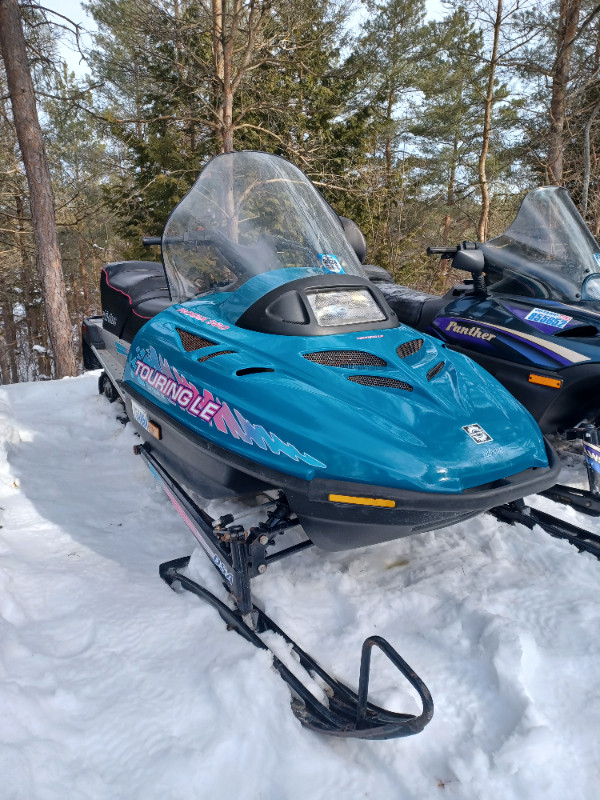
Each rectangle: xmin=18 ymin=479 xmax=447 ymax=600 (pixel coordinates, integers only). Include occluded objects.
xmin=583 ymin=275 xmax=600 ymax=299
xmin=306 ymin=289 xmax=386 ymax=326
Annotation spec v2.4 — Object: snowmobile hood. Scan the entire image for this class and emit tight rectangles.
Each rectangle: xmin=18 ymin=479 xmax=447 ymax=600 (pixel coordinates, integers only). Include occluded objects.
xmin=124 ymin=296 xmax=549 ymax=495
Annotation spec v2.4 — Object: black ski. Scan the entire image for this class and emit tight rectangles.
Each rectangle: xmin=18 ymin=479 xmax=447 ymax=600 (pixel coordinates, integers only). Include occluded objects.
xmin=160 ymin=556 xmax=433 ymax=739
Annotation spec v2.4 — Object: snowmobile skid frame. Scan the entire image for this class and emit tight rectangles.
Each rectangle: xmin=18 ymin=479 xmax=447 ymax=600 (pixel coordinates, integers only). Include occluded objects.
xmin=135 ymin=443 xmax=434 ymax=740
xmin=491 ymin=499 xmax=600 ymax=558
xmin=537 ymin=423 xmax=600 ymax=517
xmin=489 ymin=423 xmax=600 ymax=558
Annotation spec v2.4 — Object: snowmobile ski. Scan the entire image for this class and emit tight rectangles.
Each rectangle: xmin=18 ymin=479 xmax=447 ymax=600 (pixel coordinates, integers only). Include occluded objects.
xmin=138 ymin=444 xmax=434 ymax=739
xmin=160 ymin=556 xmax=434 ymax=739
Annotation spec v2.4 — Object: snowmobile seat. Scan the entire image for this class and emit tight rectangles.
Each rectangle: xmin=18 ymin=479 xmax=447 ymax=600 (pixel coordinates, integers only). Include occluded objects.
xmin=378 ymin=283 xmax=447 ymax=330
xmin=101 ymin=260 xmax=172 ymax=343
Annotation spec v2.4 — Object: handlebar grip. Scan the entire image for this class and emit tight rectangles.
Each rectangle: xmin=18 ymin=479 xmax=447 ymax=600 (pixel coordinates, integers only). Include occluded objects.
xmin=142 ymin=236 xmax=162 ymax=246
xmin=427 ymin=246 xmax=458 ymax=256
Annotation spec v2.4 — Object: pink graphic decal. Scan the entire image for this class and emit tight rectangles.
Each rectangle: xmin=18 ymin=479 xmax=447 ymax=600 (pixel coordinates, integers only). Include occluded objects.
xmin=177 ymin=307 xmax=229 ymax=330
xmin=135 ymin=358 xmax=221 ymax=421
xmin=133 ymin=351 xmax=325 ymax=468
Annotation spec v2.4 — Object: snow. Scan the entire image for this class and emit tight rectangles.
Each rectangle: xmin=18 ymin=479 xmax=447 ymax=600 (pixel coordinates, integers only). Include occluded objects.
xmin=1 ymin=373 xmax=600 ymax=799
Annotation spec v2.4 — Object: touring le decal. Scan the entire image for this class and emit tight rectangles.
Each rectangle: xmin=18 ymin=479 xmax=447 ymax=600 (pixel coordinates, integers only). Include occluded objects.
xmin=131 ymin=346 xmax=325 ymax=469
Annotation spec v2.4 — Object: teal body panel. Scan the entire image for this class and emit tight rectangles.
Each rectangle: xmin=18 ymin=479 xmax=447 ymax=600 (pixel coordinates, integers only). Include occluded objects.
xmin=123 ymin=271 xmax=549 ymax=494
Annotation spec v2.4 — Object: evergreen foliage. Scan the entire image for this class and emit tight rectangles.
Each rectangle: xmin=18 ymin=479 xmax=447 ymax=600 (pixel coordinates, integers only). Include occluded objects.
xmin=0 ymin=0 xmax=599 ymax=381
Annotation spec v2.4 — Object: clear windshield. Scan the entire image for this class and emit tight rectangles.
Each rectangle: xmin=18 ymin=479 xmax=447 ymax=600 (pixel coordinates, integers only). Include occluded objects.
xmin=483 ymin=187 xmax=600 ymax=298
xmin=162 ymin=151 xmax=365 ymax=302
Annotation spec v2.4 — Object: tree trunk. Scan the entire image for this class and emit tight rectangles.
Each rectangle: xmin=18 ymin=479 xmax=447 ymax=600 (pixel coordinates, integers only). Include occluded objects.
xmin=0 ymin=330 xmax=11 ymax=385
xmin=77 ymin=220 xmax=91 ymax=315
xmin=0 ymin=270 xmax=19 ymax=382
xmin=548 ymin=0 xmax=581 ymax=185
xmin=477 ymin=0 xmax=502 ymax=242
xmin=15 ymin=190 xmax=39 ymax=377
xmin=0 ymin=0 xmax=76 ymax=377
xmin=221 ymin=89 xmax=234 ymax=153
xmin=582 ymin=98 xmax=600 ymax=216
xmin=15 ymin=192 xmax=49 ymax=377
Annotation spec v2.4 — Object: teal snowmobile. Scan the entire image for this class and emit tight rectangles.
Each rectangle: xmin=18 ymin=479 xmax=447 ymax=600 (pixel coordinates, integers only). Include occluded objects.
xmin=83 ymin=151 xmax=584 ymax=740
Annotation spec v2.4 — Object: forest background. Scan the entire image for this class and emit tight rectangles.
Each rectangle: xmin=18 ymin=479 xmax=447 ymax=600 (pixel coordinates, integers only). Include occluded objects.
xmin=0 ymin=0 xmax=598 ymax=381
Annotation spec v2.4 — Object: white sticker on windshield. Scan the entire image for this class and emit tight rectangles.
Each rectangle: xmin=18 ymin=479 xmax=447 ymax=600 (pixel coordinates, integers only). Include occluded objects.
xmin=319 ymin=254 xmax=344 ymax=273
xmin=525 ymin=307 xmax=572 ymax=328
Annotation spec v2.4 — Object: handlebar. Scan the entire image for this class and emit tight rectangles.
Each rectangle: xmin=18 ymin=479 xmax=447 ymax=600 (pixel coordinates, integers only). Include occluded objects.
xmin=143 ymin=231 xmax=211 ymax=247
xmin=427 ymin=246 xmax=458 ymax=256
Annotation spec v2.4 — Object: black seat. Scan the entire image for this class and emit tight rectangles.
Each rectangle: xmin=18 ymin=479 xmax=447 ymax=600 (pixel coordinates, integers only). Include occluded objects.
xmin=378 ymin=283 xmax=446 ymax=330
xmin=101 ymin=261 xmax=172 ymax=342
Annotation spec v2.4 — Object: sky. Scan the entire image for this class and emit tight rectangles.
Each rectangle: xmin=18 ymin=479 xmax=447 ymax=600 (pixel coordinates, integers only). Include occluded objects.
xmin=41 ymin=0 xmax=449 ymax=77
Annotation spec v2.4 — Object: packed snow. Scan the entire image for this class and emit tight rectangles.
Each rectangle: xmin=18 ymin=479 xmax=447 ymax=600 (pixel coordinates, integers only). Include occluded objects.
xmin=1 ymin=373 xmax=600 ymax=799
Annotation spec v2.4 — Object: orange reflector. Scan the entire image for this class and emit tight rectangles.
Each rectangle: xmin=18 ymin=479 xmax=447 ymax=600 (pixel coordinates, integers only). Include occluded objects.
xmin=528 ymin=373 xmax=562 ymax=389
xmin=328 ymin=494 xmax=395 ymax=508
xmin=148 ymin=421 xmax=162 ymax=440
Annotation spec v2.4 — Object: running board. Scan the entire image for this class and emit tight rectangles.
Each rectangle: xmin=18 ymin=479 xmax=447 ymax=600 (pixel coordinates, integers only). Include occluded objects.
xmin=490 ymin=501 xmax=600 ymax=559
xmin=160 ymin=556 xmax=434 ymax=740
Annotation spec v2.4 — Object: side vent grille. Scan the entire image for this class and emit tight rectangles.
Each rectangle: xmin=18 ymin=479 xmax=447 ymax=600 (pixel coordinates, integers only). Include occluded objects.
xmin=348 ymin=375 xmax=413 ymax=391
xmin=396 ymin=339 xmax=423 ymax=359
xmin=198 ymin=350 xmax=236 ymax=362
xmin=304 ymin=350 xmax=387 ymax=368
xmin=177 ymin=328 xmax=216 ymax=351
xmin=427 ymin=361 xmax=445 ymax=381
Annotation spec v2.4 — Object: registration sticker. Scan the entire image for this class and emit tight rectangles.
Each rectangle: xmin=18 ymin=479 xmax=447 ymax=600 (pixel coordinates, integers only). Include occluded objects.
xmin=319 ymin=254 xmax=344 ymax=273
xmin=524 ymin=307 xmax=572 ymax=329
xmin=131 ymin=400 xmax=150 ymax=431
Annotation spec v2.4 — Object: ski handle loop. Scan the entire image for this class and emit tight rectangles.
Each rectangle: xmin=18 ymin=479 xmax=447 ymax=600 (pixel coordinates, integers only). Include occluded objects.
xmin=356 ymin=635 xmax=434 ymax=732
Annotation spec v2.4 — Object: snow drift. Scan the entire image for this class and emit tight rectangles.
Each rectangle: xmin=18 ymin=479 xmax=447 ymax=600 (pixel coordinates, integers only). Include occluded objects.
xmin=1 ymin=373 xmax=599 ymax=799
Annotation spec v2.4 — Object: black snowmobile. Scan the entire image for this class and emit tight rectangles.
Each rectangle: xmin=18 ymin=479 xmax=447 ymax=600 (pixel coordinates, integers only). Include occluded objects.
xmin=81 ymin=153 xmax=596 ymax=740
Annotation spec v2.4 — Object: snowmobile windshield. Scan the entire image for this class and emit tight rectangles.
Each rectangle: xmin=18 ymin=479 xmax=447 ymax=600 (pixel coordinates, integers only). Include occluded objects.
xmin=161 ymin=151 xmax=365 ymax=302
xmin=483 ymin=186 xmax=600 ymax=301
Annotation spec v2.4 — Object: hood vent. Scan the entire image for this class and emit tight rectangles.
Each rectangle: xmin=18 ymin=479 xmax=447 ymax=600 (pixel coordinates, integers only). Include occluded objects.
xmin=348 ymin=375 xmax=413 ymax=391
xmin=553 ymin=324 xmax=598 ymax=338
xmin=177 ymin=328 xmax=217 ymax=351
xmin=427 ymin=361 xmax=445 ymax=380
xmin=304 ymin=350 xmax=387 ymax=367
xmin=198 ymin=349 xmax=236 ymax=362
xmin=236 ymin=367 xmax=275 ymax=376
xmin=396 ymin=339 xmax=423 ymax=359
